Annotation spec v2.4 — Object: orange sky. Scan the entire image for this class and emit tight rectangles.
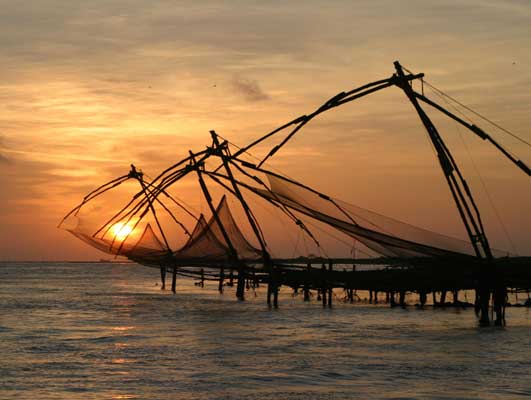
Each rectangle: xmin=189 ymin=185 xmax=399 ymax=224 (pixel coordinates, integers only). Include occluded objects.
xmin=1 ymin=1 xmax=530 ymax=260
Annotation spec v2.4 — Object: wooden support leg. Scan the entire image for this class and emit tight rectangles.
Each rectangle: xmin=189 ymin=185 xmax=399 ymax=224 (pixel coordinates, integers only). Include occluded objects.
xmin=304 ymin=263 xmax=310 ymax=302
xmin=160 ymin=267 xmax=166 ymax=290
xmin=440 ymin=290 xmax=447 ymax=306
xmin=321 ymin=263 xmax=327 ymax=306
xmin=369 ymin=290 xmax=373 ymax=304
xmin=327 ymin=262 xmax=333 ymax=307
xmin=399 ymin=291 xmax=406 ymax=307
xmin=171 ymin=267 xmax=177 ymax=293
xmin=236 ymin=268 xmax=245 ymax=300
xmin=267 ymin=268 xmax=275 ymax=306
xmin=419 ymin=291 xmax=427 ymax=308
xmin=478 ymin=287 xmax=491 ymax=326
xmin=390 ymin=291 xmax=396 ymax=307
xmin=432 ymin=291 xmax=437 ymax=306
xmin=218 ymin=267 xmax=224 ymax=294
xmin=374 ymin=290 xmax=378 ymax=304
xmin=273 ymin=283 xmax=279 ymax=308
xmin=493 ymin=286 xmax=507 ymax=326
xmin=453 ymin=290 xmax=459 ymax=305
xmin=251 ymin=270 xmax=257 ymax=289
xmin=303 ymin=286 xmax=310 ymax=301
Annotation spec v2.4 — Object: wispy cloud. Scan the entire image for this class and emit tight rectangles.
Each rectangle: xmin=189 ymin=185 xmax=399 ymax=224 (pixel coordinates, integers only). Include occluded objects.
xmin=231 ymin=77 xmax=270 ymax=101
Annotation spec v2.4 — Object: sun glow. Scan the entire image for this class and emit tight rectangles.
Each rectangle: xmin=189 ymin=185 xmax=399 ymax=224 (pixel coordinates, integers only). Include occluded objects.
xmin=111 ymin=222 xmax=134 ymax=241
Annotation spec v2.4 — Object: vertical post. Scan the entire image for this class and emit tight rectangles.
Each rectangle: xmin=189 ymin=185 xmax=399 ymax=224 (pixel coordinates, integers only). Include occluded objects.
xmin=236 ymin=268 xmax=246 ymax=300
xmin=304 ymin=262 xmax=311 ymax=301
xmin=399 ymin=291 xmax=406 ymax=307
xmin=493 ymin=286 xmax=507 ymax=326
xmin=321 ymin=263 xmax=327 ymax=307
xmin=419 ymin=291 xmax=427 ymax=307
xmin=328 ymin=261 xmax=333 ymax=307
xmin=478 ymin=287 xmax=491 ymax=326
xmin=171 ymin=267 xmax=177 ymax=293
xmin=267 ymin=275 xmax=272 ymax=306
xmin=251 ymin=269 xmax=257 ymax=289
xmin=273 ymin=277 xmax=279 ymax=308
xmin=267 ymin=266 xmax=279 ymax=307
xmin=160 ymin=267 xmax=166 ymax=290
xmin=350 ymin=264 xmax=356 ymax=303
xmin=218 ymin=268 xmax=224 ymax=293
xmin=440 ymin=290 xmax=447 ymax=305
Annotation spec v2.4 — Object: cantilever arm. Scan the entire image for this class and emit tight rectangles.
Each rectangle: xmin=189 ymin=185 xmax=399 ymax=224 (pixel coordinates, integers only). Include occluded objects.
xmin=415 ymin=91 xmax=531 ymax=177
xmin=233 ymin=73 xmax=423 ymax=166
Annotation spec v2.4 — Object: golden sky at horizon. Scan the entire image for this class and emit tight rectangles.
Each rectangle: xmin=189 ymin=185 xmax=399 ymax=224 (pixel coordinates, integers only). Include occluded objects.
xmin=1 ymin=0 xmax=530 ymax=260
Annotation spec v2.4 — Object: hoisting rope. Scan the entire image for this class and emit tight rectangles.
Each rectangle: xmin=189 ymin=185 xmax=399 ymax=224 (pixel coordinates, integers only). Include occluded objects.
xmin=403 ymin=66 xmax=531 ymax=148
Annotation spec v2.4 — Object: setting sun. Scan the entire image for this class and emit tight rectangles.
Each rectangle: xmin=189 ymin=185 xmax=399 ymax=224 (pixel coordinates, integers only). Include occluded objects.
xmin=111 ymin=222 xmax=134 ymax=242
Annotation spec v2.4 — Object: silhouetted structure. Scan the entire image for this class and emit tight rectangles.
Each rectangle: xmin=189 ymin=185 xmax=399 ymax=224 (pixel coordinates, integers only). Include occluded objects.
xmin=60 ymin=62 xmax=531 ymax=326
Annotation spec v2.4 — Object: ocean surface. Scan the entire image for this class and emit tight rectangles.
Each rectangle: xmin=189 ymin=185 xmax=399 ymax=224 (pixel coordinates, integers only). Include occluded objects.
xmin=1 ymin=262 xmax=530 ymax=400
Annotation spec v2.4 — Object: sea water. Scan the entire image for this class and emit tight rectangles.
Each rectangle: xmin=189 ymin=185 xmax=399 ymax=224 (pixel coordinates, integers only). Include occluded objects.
xmin=1 ymin=262 xmax=530 ymax=399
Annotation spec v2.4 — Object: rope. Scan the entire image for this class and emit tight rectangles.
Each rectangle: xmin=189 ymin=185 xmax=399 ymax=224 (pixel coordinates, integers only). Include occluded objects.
xmin=402 ymin=66 xmax=531 ymax=148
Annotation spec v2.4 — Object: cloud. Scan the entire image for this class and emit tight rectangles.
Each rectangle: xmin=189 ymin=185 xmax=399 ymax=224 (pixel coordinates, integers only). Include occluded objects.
xmin=231 ymin=77 xmax=270 ymax=101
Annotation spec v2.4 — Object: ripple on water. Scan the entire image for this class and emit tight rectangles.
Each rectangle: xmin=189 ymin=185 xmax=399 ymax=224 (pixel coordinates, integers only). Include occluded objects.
xmin=1 ymin=262 xmax=531 ymax=400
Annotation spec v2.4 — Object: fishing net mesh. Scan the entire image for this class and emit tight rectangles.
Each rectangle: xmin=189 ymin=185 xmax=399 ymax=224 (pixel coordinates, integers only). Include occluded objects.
xmin=262 ymin=172 xmax=485 ymax=259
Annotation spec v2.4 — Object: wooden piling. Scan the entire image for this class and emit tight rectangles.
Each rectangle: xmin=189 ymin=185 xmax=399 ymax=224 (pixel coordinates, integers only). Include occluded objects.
xmin=440 ymin=290 xmax=447 ymax=305
xmin=218 ymin=267 xmax=224 ymax=293
xmin=321 ymin=263 xmax=327 ymax=307
xmin=327 ymin=261 xmax=333 ymax=307
xmin=171 ymin=267 xmax=177 ymax=293
xmin=303 ymin=262 xmax=311 ymax=301
xmin=419 ymin=291 xmax=427 ymax=307
xmin=493 ymin=286 xmax=507 ymax=326
xmin=399 ymin=291 xmax=406 ymax=307
xmin=160 ymin=266 xmax=166 ymax=290
xmin=236 ymin=266 xmax=245 ymax=300
xmin=478 ymin=287 xmax=491 ymax=326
